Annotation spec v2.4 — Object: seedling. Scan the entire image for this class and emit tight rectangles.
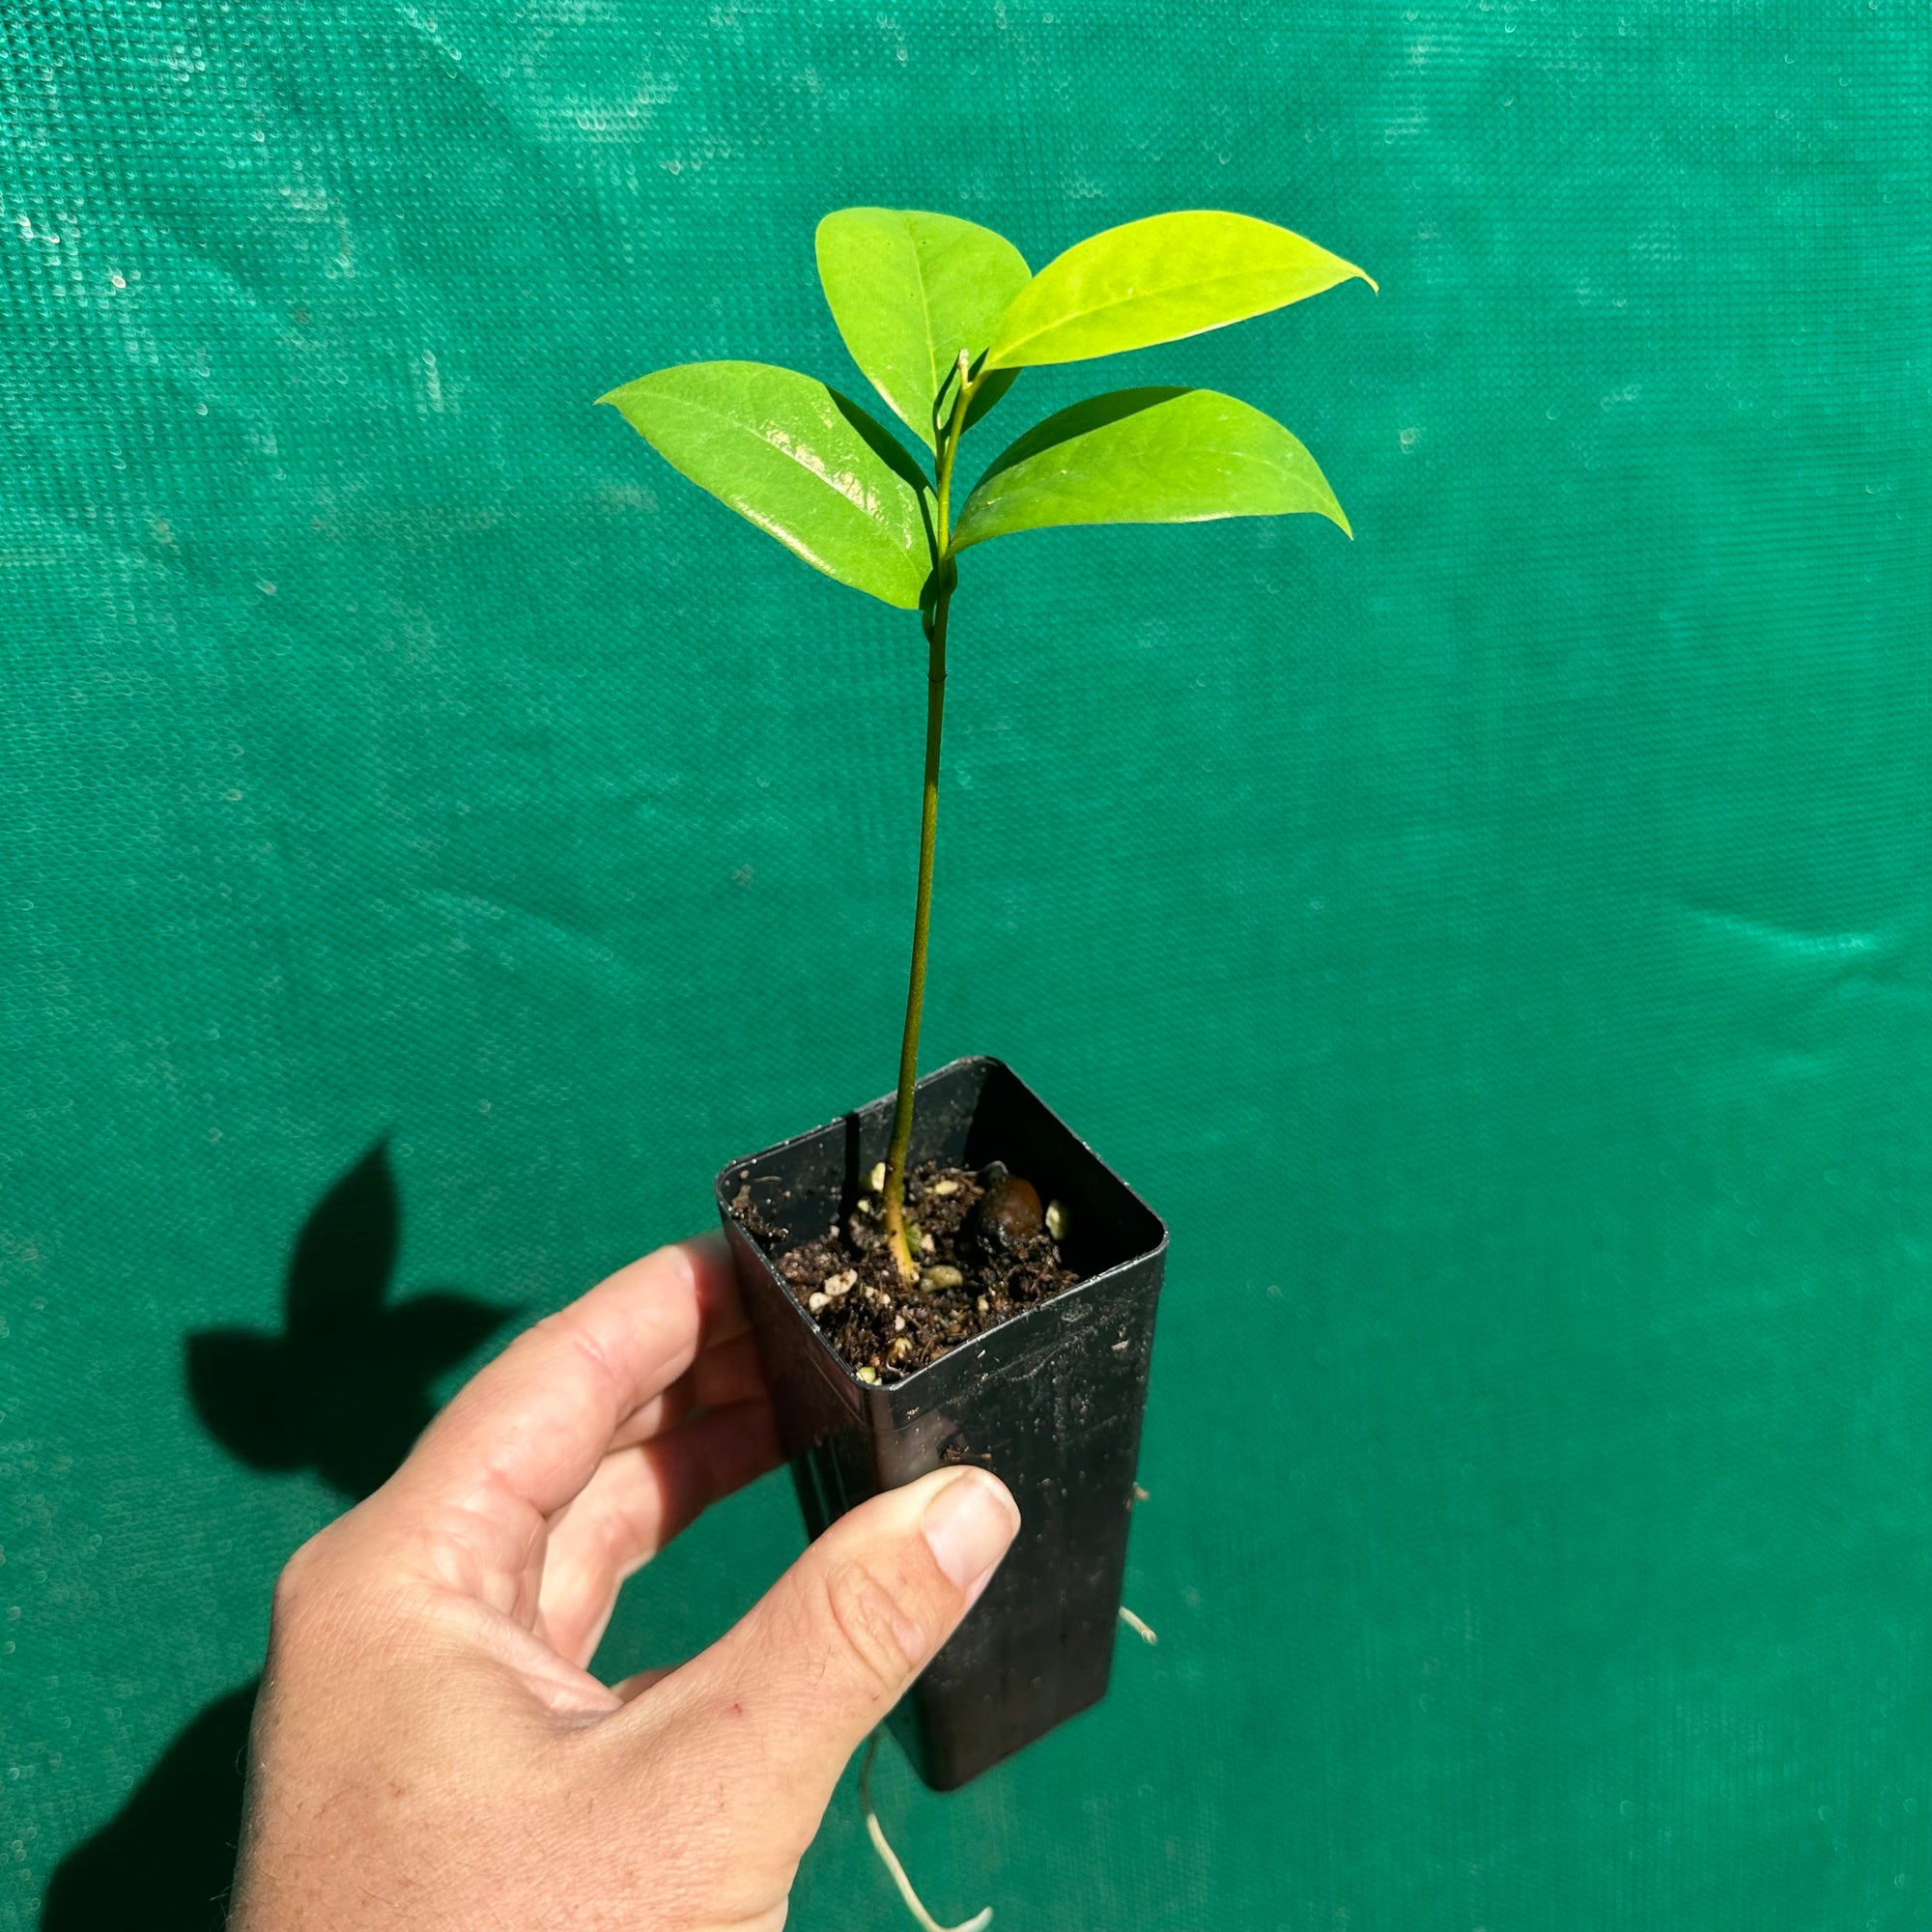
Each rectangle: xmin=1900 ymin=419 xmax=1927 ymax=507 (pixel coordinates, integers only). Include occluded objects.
xmin=605 ymin=207 xmax=1371 ymax=1296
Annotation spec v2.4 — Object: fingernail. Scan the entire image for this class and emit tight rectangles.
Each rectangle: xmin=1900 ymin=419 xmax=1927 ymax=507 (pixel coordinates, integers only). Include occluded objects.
xmin=922 ymin=1469 xmax=1020 ymax=1595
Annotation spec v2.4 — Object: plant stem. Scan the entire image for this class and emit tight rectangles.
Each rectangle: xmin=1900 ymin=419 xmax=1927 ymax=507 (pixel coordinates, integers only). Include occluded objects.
xmin=881 ymin=590 xmax=949 ymax=1279
xmin=882 ymin=353 xmax=975 ymax=1283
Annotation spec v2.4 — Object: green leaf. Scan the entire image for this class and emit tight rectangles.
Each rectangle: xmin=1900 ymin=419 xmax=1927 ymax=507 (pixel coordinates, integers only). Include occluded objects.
xmin=951 ymin=386 xmax=1350 ymax=553
xmin=815 ymin=208 xmax=1031 ymax=449
xmin=600 ymin=360 xmax=934 ymax=609
xmin=983 ymin=211 xmax=1374 ymax=370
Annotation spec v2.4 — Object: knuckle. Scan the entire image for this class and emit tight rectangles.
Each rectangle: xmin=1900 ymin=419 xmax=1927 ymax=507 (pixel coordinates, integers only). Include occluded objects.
xmin=820 ymin=1555 xmax=931 ymax=1695
xmin=270 ymin=1531 xmax=327 ymax=1630
xmin=269 ymin=1538 xmax=328 ymax=1646
xmin=269 ymin=1522 xmax=356 ymax=1650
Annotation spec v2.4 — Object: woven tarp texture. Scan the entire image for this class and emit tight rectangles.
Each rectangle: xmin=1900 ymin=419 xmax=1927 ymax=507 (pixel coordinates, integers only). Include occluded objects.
xmin=4 ymin=2 xmax=1929 ymax=1926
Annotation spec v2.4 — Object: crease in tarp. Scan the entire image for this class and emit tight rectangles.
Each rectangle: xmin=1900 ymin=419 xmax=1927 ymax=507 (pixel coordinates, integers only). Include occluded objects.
xmin=410 ymin=884 xmax=637 ymax=980
xmin=1677 ymin=901 xmax=1889 ymax=962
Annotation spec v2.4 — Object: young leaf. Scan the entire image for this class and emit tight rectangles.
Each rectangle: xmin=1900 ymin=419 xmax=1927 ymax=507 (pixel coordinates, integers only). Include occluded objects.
xmin=951 ymin=386 xmax=1350 ymax=552
xmin=982 ymin=211 xmax=1374 ymax=370
xmin=601 ymin=360 xmax=934 ymax=609
xmin=815 ymin=209 xmax=1031 ymax=449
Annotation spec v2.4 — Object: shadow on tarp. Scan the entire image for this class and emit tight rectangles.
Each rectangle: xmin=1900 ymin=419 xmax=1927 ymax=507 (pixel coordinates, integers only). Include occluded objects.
xmin=186 ymin=1137 xmax=511 ymax=1499
xmin=40 ymin=1686 xmax=262 ymax=1932
xmin=41 ymin=1139 xmax=513 ymax=1931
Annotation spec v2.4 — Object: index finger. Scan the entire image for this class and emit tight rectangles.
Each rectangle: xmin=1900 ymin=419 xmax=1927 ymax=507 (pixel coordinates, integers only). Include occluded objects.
xmin=397 ymin=1234 xmax=747 ymax=1520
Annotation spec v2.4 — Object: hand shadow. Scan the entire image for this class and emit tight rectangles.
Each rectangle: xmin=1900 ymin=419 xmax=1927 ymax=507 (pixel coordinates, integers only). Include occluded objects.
xmin=41 ymin=1138 xmax=514 ymax=1931
xmin=38 ymin=1686 xmax=261 ymax=1932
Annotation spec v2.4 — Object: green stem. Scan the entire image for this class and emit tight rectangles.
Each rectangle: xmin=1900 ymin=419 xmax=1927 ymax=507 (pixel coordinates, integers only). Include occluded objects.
xmin=881 ymin=592 xmax=949 ymax=1279
xmin=883 ymin=353 xmax=975 ymax=1282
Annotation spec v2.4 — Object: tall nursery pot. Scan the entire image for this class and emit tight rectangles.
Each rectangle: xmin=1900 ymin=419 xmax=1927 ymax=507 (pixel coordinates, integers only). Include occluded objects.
xmin=716 ymin=1055 xmax=1167 ymax=1791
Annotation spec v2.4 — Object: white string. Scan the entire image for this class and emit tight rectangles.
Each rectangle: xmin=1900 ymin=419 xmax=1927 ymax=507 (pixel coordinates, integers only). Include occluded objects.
xmin=1118 ymin=1605 xmax=1158 ymax=1645
xmin=859 ymin=1733 xmax=994 ymax=1932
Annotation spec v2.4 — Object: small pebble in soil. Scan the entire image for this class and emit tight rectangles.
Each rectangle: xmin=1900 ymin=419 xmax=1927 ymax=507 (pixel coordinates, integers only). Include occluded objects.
xmin=744 ymin=1158 xmax=1076 ymax=1382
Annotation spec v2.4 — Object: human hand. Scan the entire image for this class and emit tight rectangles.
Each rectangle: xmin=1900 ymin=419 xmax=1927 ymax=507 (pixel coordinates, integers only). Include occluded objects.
xmin=228 ymin=1234 xmax=1021 ymax=1932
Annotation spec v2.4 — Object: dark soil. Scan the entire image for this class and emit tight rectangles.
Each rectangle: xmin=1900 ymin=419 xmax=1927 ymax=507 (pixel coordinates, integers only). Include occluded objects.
xmin=733 ymin=1159 xmax=1078 ymax=1381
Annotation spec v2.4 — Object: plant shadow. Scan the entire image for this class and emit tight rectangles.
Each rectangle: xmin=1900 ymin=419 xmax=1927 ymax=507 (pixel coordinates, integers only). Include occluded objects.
xmin=185 ymin=1137 xmax=511 ymax=1498
xmin=41 ymin=1139 xmax=513 ymax=1930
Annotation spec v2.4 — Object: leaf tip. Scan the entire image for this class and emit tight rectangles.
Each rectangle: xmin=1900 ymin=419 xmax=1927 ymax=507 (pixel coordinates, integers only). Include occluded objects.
xmin=594 ymin=375 xmax=647 ymax=410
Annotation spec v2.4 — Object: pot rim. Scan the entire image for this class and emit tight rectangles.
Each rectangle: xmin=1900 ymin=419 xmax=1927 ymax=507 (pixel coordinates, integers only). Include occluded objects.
xmin=713 ymin=1053 xmax=1169 ymax=1399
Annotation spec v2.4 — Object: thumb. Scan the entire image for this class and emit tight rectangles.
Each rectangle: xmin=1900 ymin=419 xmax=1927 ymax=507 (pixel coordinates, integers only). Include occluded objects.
xmin=658 ymin=1465 xmax=1018 ymax=1853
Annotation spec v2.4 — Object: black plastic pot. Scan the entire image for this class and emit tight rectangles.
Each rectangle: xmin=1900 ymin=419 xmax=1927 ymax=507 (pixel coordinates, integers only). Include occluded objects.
xmin=715 ymin=1054 xmax=1168 ymax=1791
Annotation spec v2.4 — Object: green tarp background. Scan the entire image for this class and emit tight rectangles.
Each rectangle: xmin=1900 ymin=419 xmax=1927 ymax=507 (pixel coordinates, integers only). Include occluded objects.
xmin=4 ymin=2 xmax=1928 ymax=1926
